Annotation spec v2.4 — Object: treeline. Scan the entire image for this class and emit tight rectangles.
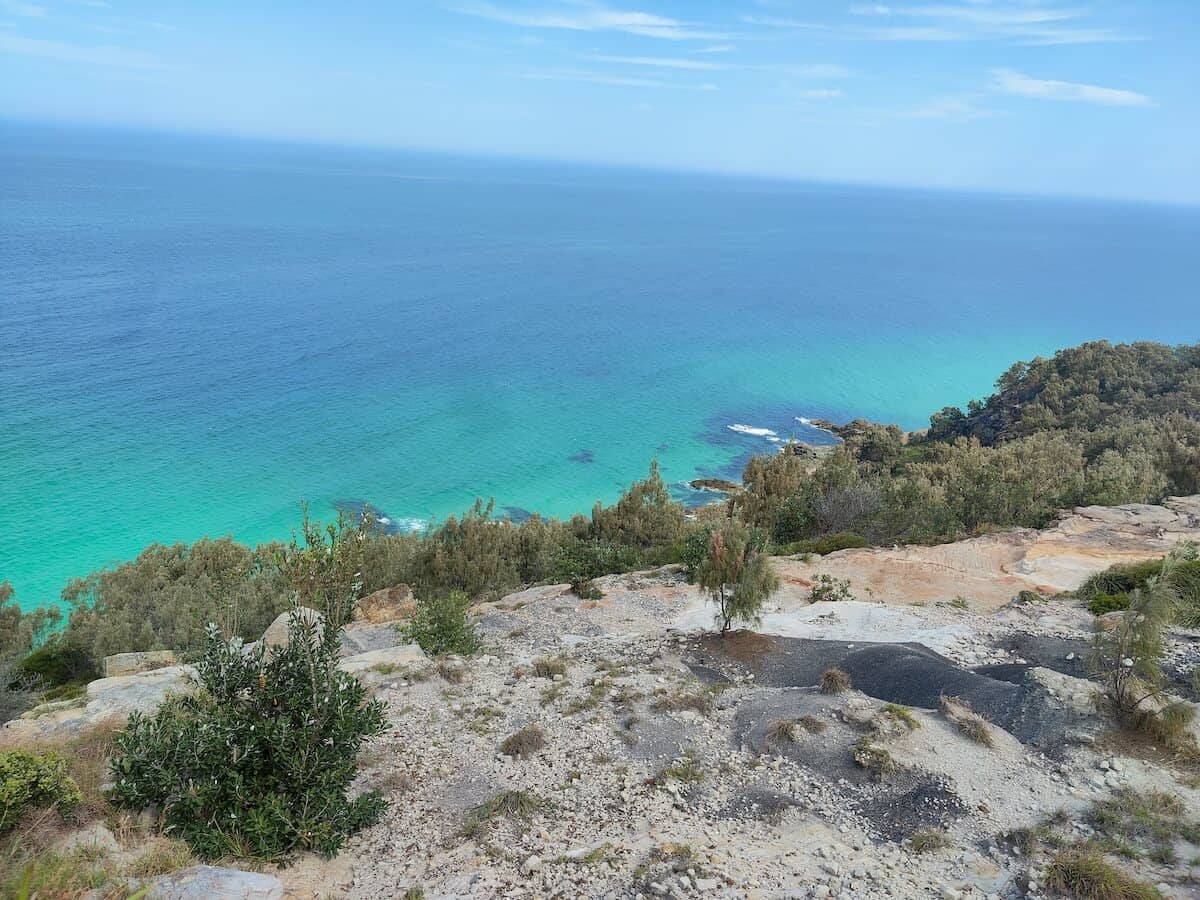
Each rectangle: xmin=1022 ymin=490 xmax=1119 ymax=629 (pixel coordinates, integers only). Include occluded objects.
xmin=739 ymin=340 xmax=1200 ymax=547
xmin=3 ymin=339 xmax=1199 ymax=694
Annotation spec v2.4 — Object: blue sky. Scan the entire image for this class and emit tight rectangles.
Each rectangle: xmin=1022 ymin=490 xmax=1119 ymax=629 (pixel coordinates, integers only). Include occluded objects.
xmin=1 ymin=1 xmax=1197 ymax=202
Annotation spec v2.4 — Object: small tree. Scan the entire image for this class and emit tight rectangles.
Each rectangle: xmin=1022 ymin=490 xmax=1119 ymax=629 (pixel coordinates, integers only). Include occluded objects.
xmin=695 ymin=522 xmax=780 ymax=634
xmin=279 ymin=505 xmax=371 ymax=630
xmin=1091 ymin=552 xmax=1194 ymax=741
xmin=403 ymin=591 xmax=479 ymax=656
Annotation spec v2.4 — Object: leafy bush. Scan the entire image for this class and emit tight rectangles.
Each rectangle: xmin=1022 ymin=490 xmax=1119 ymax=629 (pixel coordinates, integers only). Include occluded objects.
xmin=551 ymin=539 xmax=643 ymax=594
xmin=1089 ymin=593 xmax=1131 ymax=616
xmin=810 ymin=574 xmax=855 ymax=603
xmin=783 ymin=532 xmax=868 ymax=556
xmin=0 ymin=582 xmax=61 ymax=662
xmin=108 ymin=616 xmax=386 ymax=861
xmin=14 ymin=639 xmax=96 ymax=689
xmin=63 ymin=537 xmax=291 ymax=664
xmin=0 ymin=750 xmax=83 ymax=833
xmin=402 ymin=591 xmax=479 ymax=657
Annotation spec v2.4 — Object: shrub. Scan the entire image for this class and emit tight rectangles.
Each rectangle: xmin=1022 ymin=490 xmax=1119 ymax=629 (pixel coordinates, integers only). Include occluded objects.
xmin=939 ymin=695 xmax=995 ymax=748
xmin=785 ymin=532 xmax=868 ymax=557
xmin=533 ymin=657 xmax=567 ymax=679
xmin=909 ymin=828 xmax=950 ymax=853
xmin=584 ymin=461 xmax=684 ymax=550
xmin=107 ymin=615 xmax=386 ymax=861
xmin=810 ymin=574 xmax=855 ymax=603
xmin=62 ymin=537 xmax=290 ymax=663
xmin=1089 ymin=593 xmax=1131 ymax=616
xmin=461 ymin=790 xmax=540 ymax=839
xmin=278 ymin=505 xmax=372 ymax=629
xmin=402 ymin=591 xmax=479 ymax=657
xmin=0 ymin=750 xmax=83 ymax=833
xmin=695 ymin=521 xmax=779 ymax=634
xmin=551 ymin=539 xmax=642 ymax=595
xmin=852 ymin=739 xmax=896 ymax=780
xmin=14 ymin=639 xmax=97 ymax=689
xmin=820 ymin=667 xmax=851 ymax=694
xmin=499 ymin=724 xmax=546 ymax=759
xmin=1043 ymin=847 xmax=1159 ymax=900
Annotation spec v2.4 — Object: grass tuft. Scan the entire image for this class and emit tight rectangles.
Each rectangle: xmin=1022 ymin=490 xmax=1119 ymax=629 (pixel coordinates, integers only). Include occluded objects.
xmin=819 ymin=667 xmax=851 ymax=694
xmin=499 ymin=724 xmax=546 ymax=759
xmin=1043 ymin=847 xmax=1161 ymax=900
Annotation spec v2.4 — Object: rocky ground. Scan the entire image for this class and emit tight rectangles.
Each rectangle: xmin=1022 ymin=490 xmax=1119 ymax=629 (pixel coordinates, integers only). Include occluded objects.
xmin=7 ymin=498 xmax=1200 ymax=899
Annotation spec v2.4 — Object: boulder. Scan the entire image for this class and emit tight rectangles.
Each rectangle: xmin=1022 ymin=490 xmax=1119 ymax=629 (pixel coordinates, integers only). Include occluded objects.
xmin=342 ymin=622 xmax=404 ymax=654
xmin=260 ymin=607 xmax=325 ymax=651
xmin=146 ymin=865 xmax=283 ymax=899
xmin=52 ymin=822 xmax=121 ymax=857
xmin=6 ymin=665 xmax=196 ymax=740
xmin=103 ymin=650 xmax=178 ymax=678
xmin=356 ymin=584 xmax=415 ymax=624
xmin=339 ymin=644 xmax=427 ymax=676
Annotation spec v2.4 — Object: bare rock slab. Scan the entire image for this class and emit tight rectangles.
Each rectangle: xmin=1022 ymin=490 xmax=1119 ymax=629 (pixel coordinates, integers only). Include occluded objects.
xmin=146 ymin=865 xmax=283 ymax=899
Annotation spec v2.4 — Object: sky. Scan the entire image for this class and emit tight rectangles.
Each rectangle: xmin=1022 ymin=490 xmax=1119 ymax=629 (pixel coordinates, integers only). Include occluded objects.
xmin=1 ymin=1 xmax=1198 ymax=203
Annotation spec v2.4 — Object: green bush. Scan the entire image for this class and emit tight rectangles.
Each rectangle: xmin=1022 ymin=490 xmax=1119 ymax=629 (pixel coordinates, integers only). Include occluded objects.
xmin=810 ymin=574 xmax=855 ymax=603
xmin=695 ymin=521 xmax=779 ymax=634
xmin=552 ymin=539 xmax=643 ymax=593
xmin=108 ymin=616 xmax=386 ymax=861
xmin=1 ymin=750 xmax=83 ymax=833
xmin=14 ymin=639 xmax=97 ymax=689
xmin=783 ymin=532 xmax=868 ymax=556
xmin=402 ymin=591 xmax=480 ymax=657
xmin=1088 ymin=593 xmax=1131 ymax=616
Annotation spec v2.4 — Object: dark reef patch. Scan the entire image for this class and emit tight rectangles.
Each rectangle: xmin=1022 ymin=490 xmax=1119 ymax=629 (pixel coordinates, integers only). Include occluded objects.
xmin=568 ymin=449 xmax=595 ymax=464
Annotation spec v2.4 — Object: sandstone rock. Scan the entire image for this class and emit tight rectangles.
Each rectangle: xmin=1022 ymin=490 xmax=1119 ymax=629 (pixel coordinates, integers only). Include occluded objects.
xmin=52 ymin=823 xmax=121 ymax=857
xmin=338 ymin=644 xmax=427 ymax=676
xmin=5 ymin=665 xmax=196 ymax=740
xmin=103 ymin=650 xmax=178 ymax=678
xmin=356 ymin=584 xmax=415 ymax=624
xmin=146 ymin=865 xmax=283 ymax=899
xmin=261 ymin=607 xmax=325 ymax=650
xmin=342 ymin=622 xmax=404 ymax=654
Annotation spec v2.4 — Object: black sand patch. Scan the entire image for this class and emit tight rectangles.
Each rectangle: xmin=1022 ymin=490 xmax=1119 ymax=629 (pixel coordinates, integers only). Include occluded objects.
xmin=687 ymin=634 xmax=1084 ymax=753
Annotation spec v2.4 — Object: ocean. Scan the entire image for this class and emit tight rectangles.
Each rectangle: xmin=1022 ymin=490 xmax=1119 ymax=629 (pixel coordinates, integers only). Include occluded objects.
xmin=3 ymin=122 xmax=1199 ymax=611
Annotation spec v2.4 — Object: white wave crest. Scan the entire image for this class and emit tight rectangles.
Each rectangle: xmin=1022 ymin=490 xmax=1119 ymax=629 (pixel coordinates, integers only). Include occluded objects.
xmin=727 ymin=423 xmax=778 ymax=438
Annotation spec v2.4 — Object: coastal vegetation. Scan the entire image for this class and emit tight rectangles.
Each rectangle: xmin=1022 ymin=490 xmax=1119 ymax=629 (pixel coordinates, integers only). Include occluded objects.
xmin=2 ymin=339 xmax=1197 ymax=687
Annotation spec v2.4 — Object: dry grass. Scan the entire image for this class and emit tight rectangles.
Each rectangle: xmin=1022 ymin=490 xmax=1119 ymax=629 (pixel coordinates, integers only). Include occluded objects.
xmin=797 ymin=714 xmax=828 ymax=734
xmin=533 ymin=657 xmax=568 ymax=679
xmin=765 ymin=718 xmax=798 ymax=748
xmin=461 ymin=790 xmax=541 ymax=840
xmin=819 ymin=667 xmax=851 ymax=694
xmin=908 ymin=828 xmax=950 ymax=853
xmin=652 ymin=687 xmax=715 ymax=716
xmin=852 ymin=739 xmax=897 ymax=780
xmin=881 ymin=703 xmax=921 ymax=731
xmin=122 ymin=837 xmax=196 ymax=878
xmin=499 ymin=724 xmax=546 ymax=759
xmin=435 ymin=660 xmax=465 ymax=684
xmin=1043 ymin=847 xmax=1160 ymax=900
xmin=939 ymin=695 xmax=995 ymax=748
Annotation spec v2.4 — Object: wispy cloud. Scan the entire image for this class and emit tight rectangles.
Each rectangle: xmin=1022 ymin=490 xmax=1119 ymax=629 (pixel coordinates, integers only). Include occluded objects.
xmin=520 ymin=67 xmax=718 ymax=89
xmin=694 ymin=44 xmax=735 ymax=54
xmin=581 ymin=53 xmax=848 ymax=79
xmin=898 ymin=96 xmax=995 ymax=121
xmin=990 ymin=69 xmax=1155 ymax=107
xmin=0 ymin=32 xmax=161 ymax=67
xmin=0 ymin=0 xmax=48 ymax=18
xmin=746 ymin=3 xmax=1140 ymax=45
xmin=448 ymin=1 xmax=729 ymax=41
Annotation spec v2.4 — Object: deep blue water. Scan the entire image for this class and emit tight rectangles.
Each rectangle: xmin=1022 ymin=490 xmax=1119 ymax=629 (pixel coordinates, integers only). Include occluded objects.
xmin=3 ymin=121 xmax=1199 ymax=609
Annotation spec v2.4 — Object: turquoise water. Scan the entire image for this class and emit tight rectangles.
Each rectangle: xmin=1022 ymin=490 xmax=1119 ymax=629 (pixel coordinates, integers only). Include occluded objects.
xmin=3 ymin=122 xmax=1199 ymax=611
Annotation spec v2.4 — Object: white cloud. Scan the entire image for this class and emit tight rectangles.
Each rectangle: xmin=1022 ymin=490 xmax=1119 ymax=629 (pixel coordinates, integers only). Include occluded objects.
xmin=0 ymin=33 xmax=161 ymax=67
xmin=694 ymin=44 xmax=735 ymax=54
xmin=448 ymin=1 xmax=729 ymax=41
xmin=747 ymin=3 xmax=1140 ymax=45
xmin=521 ymin=67 xmax=718 ymax=90
xmin=796 ymin=88 xmax=842 ymax=100
xmin=899 ymin=96 xmax=994 ymax=121
xmin=0 ymin=0 xmax=48 ymax=18
xmin=585 ymin=53 xmax=723 ymax=70
xmin=990 ymin=68 xmax=1155 ymax=107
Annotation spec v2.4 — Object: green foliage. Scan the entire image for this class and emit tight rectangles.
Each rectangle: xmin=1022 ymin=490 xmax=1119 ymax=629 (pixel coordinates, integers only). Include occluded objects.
xmin=928 ymin=340 xmax=1200 ymax=446
xmin=694 ymin=521 xmax=780 ymax=634
xmin=782 ymin=532 xmax=868 ymax=556
xmin=810 ymin=574 xmax=855 ymax=603
xmin=584 ymin=461 xmax=684 ymax=550
xmin=0 ymin=750 xmax=82 ymax=833
xmin=1089 ymin=593 xmax=1131 ymax=616
xmin=279 ymin=505 xmax=371 ymax=629
xmin=1043 ymin=847 xmax=1161 ymax=900
xmin=62 ymin=536 xmax=291 ymax=664
xmin=402 ymin=591 xmax=479 ymax=657
xmin=551 ymin=539 xmax=643 ymax=594
xmin=0 ymin=582 xmax=61 ymax=662
xmin=108 ymin=616 xmax=386 ymax=861
xmin=14 ymin=639 xmax=96 ymax=689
